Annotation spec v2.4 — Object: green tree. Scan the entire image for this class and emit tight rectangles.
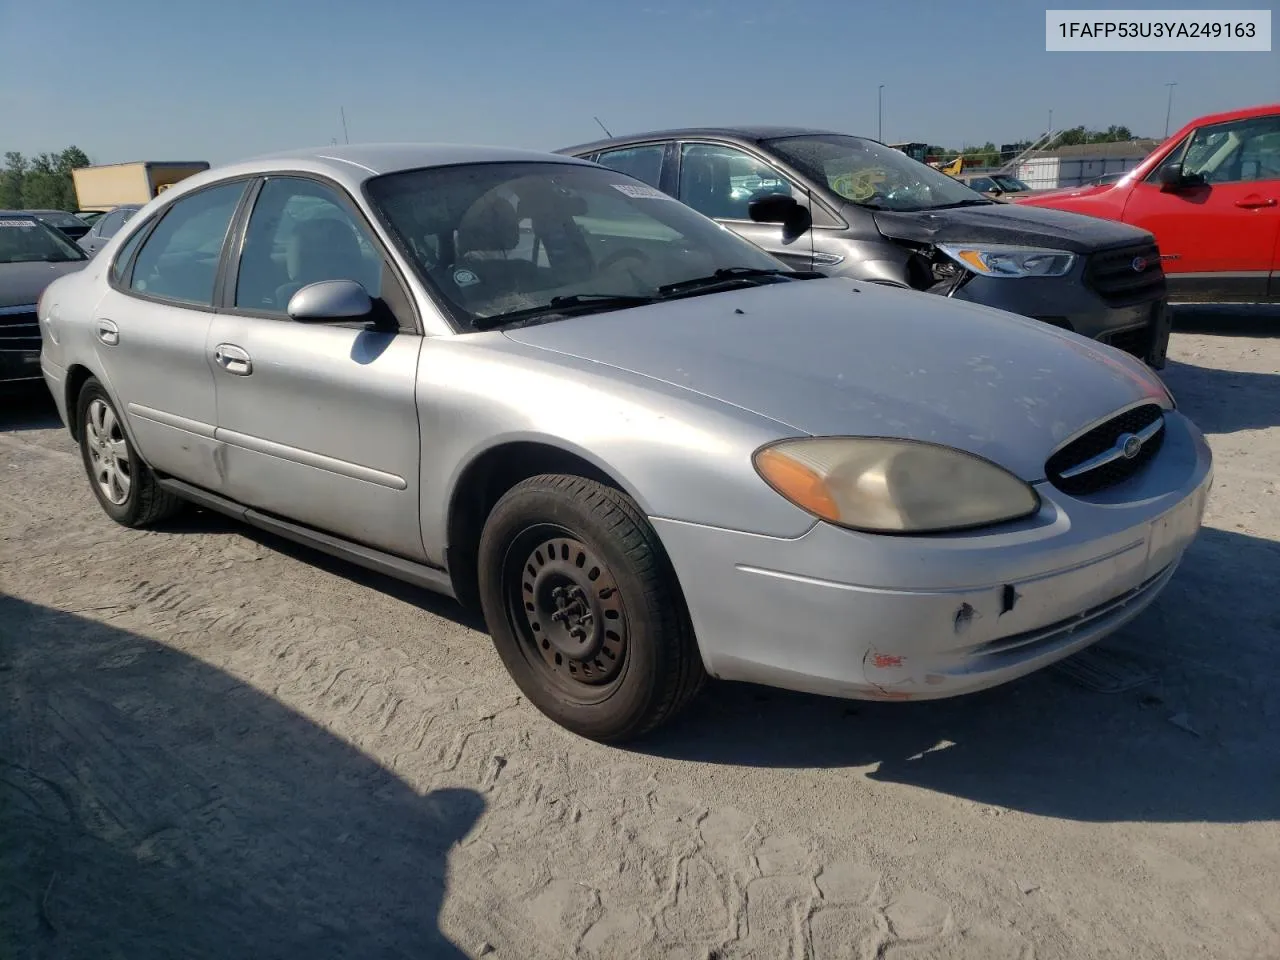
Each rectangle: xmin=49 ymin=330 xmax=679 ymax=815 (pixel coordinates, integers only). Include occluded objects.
xmin=961 ymin=141 xmax=1000 ymax=168
xmin=0 ymin=152 xmax=28 ymax=208
xmin=1046 ymin=126 xmax=1141 ymax=150
xmin=0 ymin=146 xmax=91 ymax=209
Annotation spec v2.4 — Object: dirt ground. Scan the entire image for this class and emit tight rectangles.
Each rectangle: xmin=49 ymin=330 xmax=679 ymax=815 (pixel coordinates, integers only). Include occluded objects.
xmin=2 ymin=311 xmax=1278 ymax=960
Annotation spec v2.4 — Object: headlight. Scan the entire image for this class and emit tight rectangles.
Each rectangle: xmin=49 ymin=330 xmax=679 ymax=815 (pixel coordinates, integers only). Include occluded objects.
xmin=753 ymin=438 xmax=1040 ymax=533
xmin=938 ymin=243 xmax=1076 ymax=278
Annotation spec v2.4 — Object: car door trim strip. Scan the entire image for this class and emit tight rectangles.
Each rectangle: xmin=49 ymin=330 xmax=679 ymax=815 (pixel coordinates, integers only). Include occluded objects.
xmin=214 ymin=427 xmax=408 ymax=490
xmin=126 ymin=403 xmax=217 ymax=438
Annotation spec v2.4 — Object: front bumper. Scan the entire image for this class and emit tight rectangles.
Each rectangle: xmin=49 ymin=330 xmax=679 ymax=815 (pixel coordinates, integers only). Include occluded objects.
xmin=950 ymin=274 xmax=1172 ymax=370
xmin=653 ymin=410 xmax=1212 ymax=702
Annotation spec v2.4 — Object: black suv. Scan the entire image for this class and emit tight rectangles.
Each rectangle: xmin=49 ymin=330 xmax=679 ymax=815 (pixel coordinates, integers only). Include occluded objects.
xmin=559 ymin=127 xmax=1172 ymax=368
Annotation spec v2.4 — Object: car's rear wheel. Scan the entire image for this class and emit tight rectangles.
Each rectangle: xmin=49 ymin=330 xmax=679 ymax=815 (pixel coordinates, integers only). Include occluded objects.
xmin=76 ymin=378 xmax=181 ymax=528
xmin=477 ymin=474 xmax=705 ymax=742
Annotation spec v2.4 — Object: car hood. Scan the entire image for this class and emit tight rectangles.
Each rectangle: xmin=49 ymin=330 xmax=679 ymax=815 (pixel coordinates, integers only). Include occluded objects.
xmin=0 ymin=260 xmax=87 ymax=308
xmin=1016 ymin=183 xmax=1117 ymax=206
xmin=502 ymin=279 xmax=1169 ymax=482
xmin=871 ymin=200 xmax=1150 ymax=253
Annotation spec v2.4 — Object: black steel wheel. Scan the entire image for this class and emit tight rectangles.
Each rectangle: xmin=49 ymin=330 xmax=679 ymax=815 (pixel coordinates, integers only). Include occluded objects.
xmin=477 ymin=474 xmax=705 ymax=741
xmin=508 ymin=529 xmax=629 ymax=693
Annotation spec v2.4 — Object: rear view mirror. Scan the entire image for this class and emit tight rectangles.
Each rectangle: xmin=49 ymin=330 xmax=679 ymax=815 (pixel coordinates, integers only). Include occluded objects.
xmin=747 ymin=193 xmax=813 ymax=242
xmin=287 ymin=279 xmax=373 ymax=322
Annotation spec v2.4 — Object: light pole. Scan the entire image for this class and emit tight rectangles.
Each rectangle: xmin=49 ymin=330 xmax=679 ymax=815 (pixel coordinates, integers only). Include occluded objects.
xmin=1164 ymin=82 xmax=1177 ymax=138
xmin=878 ymin=84 xmax=885 ymax=142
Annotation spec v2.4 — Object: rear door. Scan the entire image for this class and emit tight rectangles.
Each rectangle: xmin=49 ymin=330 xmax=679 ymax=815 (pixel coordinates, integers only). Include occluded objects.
xmin=1121 ymin=112 xmax=1280 ymax=302
xmin=92 ymin=180 xmax=250 ymax=489
xmin=590 ymin=142 xmax=672 ymax=191
xmin=207 ymin=174 xmax=426 ymax=560
xmin=673 ymin=140 xmax=815 ymax=270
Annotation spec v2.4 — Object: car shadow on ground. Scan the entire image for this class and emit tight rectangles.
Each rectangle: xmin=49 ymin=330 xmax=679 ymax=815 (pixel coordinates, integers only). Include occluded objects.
xmin=1161 ymin=358 xmax=1280 ymax=434
xmin=0 ymin=383 xmax=62 ymax=433
xmin=639 ymin=524 xmax=1280 ymax=825
xmin=1161 ymin=304 xmax=1280 ymax=435
xmin=1172 ymin=303 xmax=1280 ymax=337
xmin=0 ymin=596 xmax=485 ymax=959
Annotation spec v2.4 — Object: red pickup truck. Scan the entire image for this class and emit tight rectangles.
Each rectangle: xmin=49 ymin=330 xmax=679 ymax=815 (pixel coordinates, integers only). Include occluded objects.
xmin=1017 ymin=103 xmax=1280 ymax=304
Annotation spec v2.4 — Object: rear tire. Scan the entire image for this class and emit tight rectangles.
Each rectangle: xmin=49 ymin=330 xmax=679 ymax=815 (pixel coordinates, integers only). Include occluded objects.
xmin=76 ymin=378 xmax=182 ymax=528
xmin=477 ymin=474 xmax=705 ymax=742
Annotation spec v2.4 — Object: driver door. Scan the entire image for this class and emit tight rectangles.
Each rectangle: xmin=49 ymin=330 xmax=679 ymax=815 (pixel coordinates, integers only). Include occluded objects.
xmin=1121 ymin=112 xmax=1280 ymax=302
xmin=675 ymin=141 xmax=814 ymax=270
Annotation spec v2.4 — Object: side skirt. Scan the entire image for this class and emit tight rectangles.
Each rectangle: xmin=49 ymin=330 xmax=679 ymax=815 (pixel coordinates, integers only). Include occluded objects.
xmin=155 ymin=476 xmax=457 ymax=599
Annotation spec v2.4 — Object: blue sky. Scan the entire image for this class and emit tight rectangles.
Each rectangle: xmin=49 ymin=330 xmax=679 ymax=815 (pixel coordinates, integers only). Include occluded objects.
xmin=2 ymin=0 xmax=1276 ymax=165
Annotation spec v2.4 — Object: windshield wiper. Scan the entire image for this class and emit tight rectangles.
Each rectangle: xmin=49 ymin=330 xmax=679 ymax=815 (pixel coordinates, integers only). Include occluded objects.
xmin=657 ymin=267 xmax=819 ymax=297
xmin=471 ymin=293 xmax=658 ymax=331
xmin=929 ymin=198 xmax=996 ymax=209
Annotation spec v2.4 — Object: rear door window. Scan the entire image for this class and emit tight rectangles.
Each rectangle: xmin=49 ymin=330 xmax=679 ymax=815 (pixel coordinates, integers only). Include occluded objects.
xmin=128 ymin=182 xmax=246 ymax=306
xmin=593 ymin=144 xmax=667 ymax=189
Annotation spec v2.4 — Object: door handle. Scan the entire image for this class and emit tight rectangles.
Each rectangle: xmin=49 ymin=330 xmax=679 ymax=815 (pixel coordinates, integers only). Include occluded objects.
xmin=95 ymin=319 xmax=119 ymax=346
xmin=213 ymin=343 xmax=253 ymax=376
xmin=1234 ymin=196 xmax=1277 ymax=209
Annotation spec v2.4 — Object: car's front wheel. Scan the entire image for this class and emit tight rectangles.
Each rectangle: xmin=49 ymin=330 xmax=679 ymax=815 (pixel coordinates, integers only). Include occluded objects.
xmin=76 ymin=378 xmax=182 ymax=528
xmin=477 ymin=474 xmax=705 ymax=742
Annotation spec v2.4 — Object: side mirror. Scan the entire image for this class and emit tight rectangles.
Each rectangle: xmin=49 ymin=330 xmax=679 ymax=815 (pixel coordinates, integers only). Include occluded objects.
xmin=1157 ymin=163 xmax=1203 ymax=190
xmin=287 ymin=279 xmax=373 ymax=323
xmin=1157 ymin=163 xmax=1183 ymax=189
xmin=747 ymin=193 xmax=812 ymax=242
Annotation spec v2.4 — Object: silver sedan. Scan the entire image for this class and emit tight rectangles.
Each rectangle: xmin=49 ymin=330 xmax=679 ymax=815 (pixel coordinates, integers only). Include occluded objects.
xmin=37 ymin=144 xmax=1213 ymax=741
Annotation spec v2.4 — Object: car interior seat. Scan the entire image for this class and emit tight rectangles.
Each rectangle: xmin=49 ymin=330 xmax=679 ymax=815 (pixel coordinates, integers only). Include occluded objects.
xmin=274 ymin=217 xmax=372 ymax=310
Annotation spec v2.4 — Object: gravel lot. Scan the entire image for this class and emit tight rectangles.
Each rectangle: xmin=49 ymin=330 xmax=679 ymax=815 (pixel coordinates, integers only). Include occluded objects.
xmin=2 ymin=313 xmax=1278 ymax=960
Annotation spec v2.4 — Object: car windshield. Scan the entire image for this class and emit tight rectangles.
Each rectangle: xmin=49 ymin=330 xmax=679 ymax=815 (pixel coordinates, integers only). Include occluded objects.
xmin=366 ymin=161 xmax=790 ymax=329
xmin=765 ymin=134 xmax=988 ymax=211
xmin=0 ymin=216 xmax=87 ymax=263
xmin=992 ymin=175 xmax=1030 ymax=191
xmin=31 ymin=211 xmax=86 ymax=229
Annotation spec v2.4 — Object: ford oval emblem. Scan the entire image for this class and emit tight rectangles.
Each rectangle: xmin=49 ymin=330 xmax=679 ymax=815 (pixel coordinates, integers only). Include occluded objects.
xmin=1131 ymin=257 xmax=1148 ymax=272
xmin=1118 ymin=433 xmax=1143 ymax=459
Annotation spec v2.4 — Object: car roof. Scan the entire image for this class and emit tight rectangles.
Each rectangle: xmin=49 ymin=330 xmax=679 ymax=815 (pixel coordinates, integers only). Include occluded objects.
xmin=557 ymin=126 xmax=858 ymax=156
xmin=150 ymin=143 xmax=599 ymax=205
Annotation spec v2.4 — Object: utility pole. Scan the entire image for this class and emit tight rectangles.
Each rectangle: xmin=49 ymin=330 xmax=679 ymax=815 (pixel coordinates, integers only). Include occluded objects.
xmin=340 ymin=106 xmax=350 ymax=145
xmin=877 ymin=84 xmax=885 ymax=142
xmin=1164 ymin=82 xmax=1177 ymax=138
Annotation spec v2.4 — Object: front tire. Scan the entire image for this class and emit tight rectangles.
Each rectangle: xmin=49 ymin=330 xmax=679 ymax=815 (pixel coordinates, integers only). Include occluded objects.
xmin=477 ymin=475 xmax=705 ymax=742
xmin=76 ymin=378 xmax=181 ymax=528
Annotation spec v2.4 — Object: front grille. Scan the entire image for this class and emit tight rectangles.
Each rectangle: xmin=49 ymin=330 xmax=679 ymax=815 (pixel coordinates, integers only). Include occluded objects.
xmin=0 ymin=307 xmax=40 ymax=353
xmin=1084 ymin=242 xmax=1167 ymax=306
xmin=1105 ymin=324 xmax=1152 ymax=360
xmin=1046 ymin=403 xmax=1165 ymax=496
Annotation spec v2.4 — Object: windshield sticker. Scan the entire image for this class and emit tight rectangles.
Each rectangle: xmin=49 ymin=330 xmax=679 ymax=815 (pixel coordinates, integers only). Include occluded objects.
xmin=453 ymin=268 xmax=480 ymax=287
xmin=0 ymin=219 xmax=39 ymax=228
xmin=830 ymin=171 xmax=884 ymax=202
xmin=611 ymin=183 xmax=671 ymax=200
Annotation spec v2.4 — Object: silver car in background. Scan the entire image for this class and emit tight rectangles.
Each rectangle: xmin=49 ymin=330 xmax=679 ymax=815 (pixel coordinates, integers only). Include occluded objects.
xmin=37 ymin=145 xmax=1212 ymax=741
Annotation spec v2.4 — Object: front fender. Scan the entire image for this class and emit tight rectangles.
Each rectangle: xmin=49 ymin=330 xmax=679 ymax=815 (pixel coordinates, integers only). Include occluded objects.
xmin=416 ymin=335 xmax=817 ymax=566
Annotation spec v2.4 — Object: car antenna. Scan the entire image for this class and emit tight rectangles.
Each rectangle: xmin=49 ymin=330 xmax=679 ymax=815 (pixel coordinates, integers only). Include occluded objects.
xmin=593 ymin=116 xmax=614 ymax=138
